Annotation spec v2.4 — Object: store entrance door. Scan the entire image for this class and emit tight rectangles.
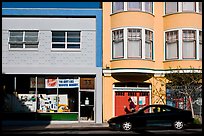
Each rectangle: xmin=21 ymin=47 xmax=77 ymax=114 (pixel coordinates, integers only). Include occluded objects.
xmin=79 ymin=91 xmax=94 ymax=122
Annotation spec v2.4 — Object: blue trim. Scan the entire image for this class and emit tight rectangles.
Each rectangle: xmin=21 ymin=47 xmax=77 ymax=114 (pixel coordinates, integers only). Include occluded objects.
xmin=2 ymin=8 xmax=102 ymax=67
xmin=2 ymin=2 xmax=101 ymax=9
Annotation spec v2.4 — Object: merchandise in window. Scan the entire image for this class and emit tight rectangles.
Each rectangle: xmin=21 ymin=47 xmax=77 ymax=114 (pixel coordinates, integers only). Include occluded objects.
xmin=182 ymin=30 xmax=196 ymax=59
xmin=165 ymin=2 xmax=178 ymax=14
xmin=145 ymin=30 xmax=153 ymax=59
xmin=112 ymin=29 xmax=124 ymax=59
xmin=127 ymin=2 xmax=142 ymax=11
xmin=165 ymin=31 xmax=179 ymax=60
xmin=52 ymin=31 xmax=80 ymax=50
xmin=112 ymin=2 xmax=124 ymax=13
xmin=9 ymin=30 xmax=39 ymax=49
xmin=127 ymin=29 xmax=142 ymax=58
xmin=199 ymin=31 xmax=202 ymax=60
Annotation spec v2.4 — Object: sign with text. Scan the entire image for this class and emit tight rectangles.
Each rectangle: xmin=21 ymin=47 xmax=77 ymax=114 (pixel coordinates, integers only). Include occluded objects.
xmin=45 ymin=79 xmax=79 ymax=88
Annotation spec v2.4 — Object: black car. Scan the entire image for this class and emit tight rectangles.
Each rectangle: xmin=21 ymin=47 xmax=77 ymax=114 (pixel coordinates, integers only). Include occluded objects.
xmin=108 ymin=104 xmax=194 ymax=131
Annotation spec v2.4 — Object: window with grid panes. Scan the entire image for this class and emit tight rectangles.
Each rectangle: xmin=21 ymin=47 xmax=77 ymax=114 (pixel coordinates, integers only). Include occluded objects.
xmin=145 ymin=2 xmax=153 ymax=13
xmin=127 ymin=29 xmax=142 ymax=58
xmin=165 ymin=2 xmax=178 ymax=14
xmin=52 ymin=31 xmax=80 ymax=50
xmin=182 ymin=2 xmax=196 ymax=12
xmin=145 ymin=30 xmax=153 ymax=60
xmin=112 ymin=29 xmax=124 ymax=59
xmin=165 ymin=31 xmax=179 ymax=60
xmin=9 ymin=30 xmax=39 ymax=49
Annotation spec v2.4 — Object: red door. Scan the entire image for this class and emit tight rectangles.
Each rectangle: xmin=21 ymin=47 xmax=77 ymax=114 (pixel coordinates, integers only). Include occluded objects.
xmin=115 ymin=91 xmax=150 ymax=116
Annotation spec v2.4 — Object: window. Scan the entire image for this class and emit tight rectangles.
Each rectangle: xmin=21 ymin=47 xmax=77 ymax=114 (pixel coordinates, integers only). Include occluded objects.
xmin=9 ymin=30 xmax=39 ymax=49
xmin=182 ymin=2 xmax=196 ymax=12
xmin=112 ymin=2 xmax=153 ymax=14
xmin=127 ymin=29 xmax=142 ymax=58
xmin=145 ymin=30 xmax=153 ymax=59
xmin=145 ymin=2 xmax=153 ymax=13
xmin=199 ymin=31 xmax=202 ymax=59
xmin=112 ymin=29 xmax=124 ymax=59
xmin=165 ymin=31 xmax=179 ymax=60
xmin=52 ymin=31 xmax=80 ymax=50
xmin=165 ymin=2 xmax=178 ymax=14
xmin=127 ymin=2 xmax=142 ymax=11
xmin=112 ymin=2 xmax=124 ymax=13
xmin=199 ymin=2 xmax=202 ymax=13
xmin=182 ymin=30 xmax=196 ymax=59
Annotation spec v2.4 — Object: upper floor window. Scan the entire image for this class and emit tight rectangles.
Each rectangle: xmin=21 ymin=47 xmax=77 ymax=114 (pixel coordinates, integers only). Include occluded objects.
xmin=199 ymin=31 xmax=202 ymax=59
xmin=9 ymin=30 xmax=39 ymax=49
xmin=112 ymin=2 xmax=153 ymax=14
xmin=165 ymin=29 xmax=202 ymax=61
xmin=199 ymin=2 xmax=202 ymax=13
xmin=165 ymin=31 xmax=179 ymax=60
xmin=112 ymin=2 xmax=124 ymax=13
xmin=128 ymin=2 xmax=142 ymax=11
xmin=145 ymin=30 xmax=153 ymax=59
xmin=182 ymin=2 xmax=196 ymax=12
xmin=112 ymin=27 xmax=154 ymax=60
xmin=145 ymin=2 xmax=153 ymax=13
xmin=112 ymin=29 xmax=124 ymax=59
xmin=127 ymin=29 xmax=142 ymax=58
xmin=165 ymin=2 xmax=201 ymax=15
xmin=182 ymin=30 xmax=196 ymax=59
xmin=165 ymin=2 xmax=178 ymax=14
xmin=52 ymin=31 xmax=80 ymax=50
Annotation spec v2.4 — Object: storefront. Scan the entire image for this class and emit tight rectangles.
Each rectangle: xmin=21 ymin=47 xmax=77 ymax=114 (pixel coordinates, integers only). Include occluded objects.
xmin=2 ymin=74 xmax=97 ymax=122
xmin=113 ymin=82 xmax=151 ymax=116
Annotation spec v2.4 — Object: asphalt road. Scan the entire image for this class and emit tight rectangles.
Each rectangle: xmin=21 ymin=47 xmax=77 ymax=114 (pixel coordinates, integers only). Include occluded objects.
xmin=2 ymin=128 xmax=202 ymax=134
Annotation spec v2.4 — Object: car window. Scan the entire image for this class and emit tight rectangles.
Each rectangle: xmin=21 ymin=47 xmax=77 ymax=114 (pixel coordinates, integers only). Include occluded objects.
xmin=160 ymin=107 xmax=172 ymax=112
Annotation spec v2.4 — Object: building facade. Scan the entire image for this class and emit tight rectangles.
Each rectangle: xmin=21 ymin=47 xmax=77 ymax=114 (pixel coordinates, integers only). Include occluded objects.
xmin=2 ymin=2 xmax=103 ymax=123
xmin=102 ymin=2 xmax=202 ymax=122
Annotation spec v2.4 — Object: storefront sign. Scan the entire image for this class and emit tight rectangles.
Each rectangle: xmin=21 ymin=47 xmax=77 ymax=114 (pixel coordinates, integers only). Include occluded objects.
xmin=45 ymin=79 xmax=79 ymax=88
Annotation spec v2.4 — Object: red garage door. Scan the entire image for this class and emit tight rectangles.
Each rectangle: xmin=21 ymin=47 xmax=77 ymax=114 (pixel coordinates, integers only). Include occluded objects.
xmin=115 ymin=91 xmax=149 ymax=116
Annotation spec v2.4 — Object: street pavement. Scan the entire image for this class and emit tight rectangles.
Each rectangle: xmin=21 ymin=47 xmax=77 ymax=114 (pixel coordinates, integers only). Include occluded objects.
xmin=1 ymin=120 xmax=202 ymax=134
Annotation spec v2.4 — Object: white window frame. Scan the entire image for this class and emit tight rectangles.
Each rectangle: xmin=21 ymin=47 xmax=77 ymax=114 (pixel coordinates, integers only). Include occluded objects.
xmin=165 ymin=30 xmax=179 ymax=60
xmin=9 ymin=30 xmax=39 ymax=50
xmin=111 ymin=27 xmax=154 ymax=61
xmin=111 ymin=2 xmax=154 ymax=15
xmin=164 ymin=2 xmax=201 ymax=15
xmin=164 ymin=28 xmax=201 ymax=61
xmin=51 ymin=31 xmax=81 ymax=51
xmin=112 ymin=29 xmax=124 ymax=59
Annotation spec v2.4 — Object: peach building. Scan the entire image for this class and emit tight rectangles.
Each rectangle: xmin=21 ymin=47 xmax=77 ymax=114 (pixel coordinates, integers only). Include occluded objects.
xmin=102 ymin=2 xmax=202 ymax=122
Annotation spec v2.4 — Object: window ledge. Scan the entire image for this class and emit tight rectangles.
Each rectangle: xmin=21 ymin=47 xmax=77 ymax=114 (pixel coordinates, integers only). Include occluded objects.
xmin=111 ymin=58 xmax=155 ymax=62
xmin=9 ymin=48 xmax=39 ymax=51
xmin=111 ymin=10 xmax=154 ymax=17
xmin=51 ymin=49 xmax=81 ymax=52
xmin=163 ymin=12 xmax=202 ymax=17
xmin=163 ymin=59 xmax=201 ymax=62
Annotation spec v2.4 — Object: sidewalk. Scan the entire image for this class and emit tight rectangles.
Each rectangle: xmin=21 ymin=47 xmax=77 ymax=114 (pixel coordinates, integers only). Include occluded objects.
xmin=1 ymin=120 xmax=109 ymax=131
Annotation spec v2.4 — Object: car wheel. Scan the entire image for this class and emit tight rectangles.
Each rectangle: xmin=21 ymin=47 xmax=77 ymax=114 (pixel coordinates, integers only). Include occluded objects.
xmin=173 ymin=120 xmax=184 ymax=130
xmin=121 ymin=121 xmax=132 ymax=131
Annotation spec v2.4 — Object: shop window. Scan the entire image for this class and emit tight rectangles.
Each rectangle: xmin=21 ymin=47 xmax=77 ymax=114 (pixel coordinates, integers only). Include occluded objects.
xmin=165 ymin=30 xmax=179 ymax=60
xmin=112 ymin=29 xmax=124 ymax=59
xmin=127 ymin=29 xmax=142 ymax=58
xmin=9 ymin=30 xmax=39 ymax=49
xmin=52 ymin=31 xmax=80 ymax=50
xmin=182 ymin=30 xmax=196 ymax=59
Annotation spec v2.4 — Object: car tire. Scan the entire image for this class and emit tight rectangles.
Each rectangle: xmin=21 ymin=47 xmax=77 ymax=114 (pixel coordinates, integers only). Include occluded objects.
xmin=173 ymin=120 xmax=184 ymax=130
xmin=121 ymin=121 xmax=132 ymax=131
